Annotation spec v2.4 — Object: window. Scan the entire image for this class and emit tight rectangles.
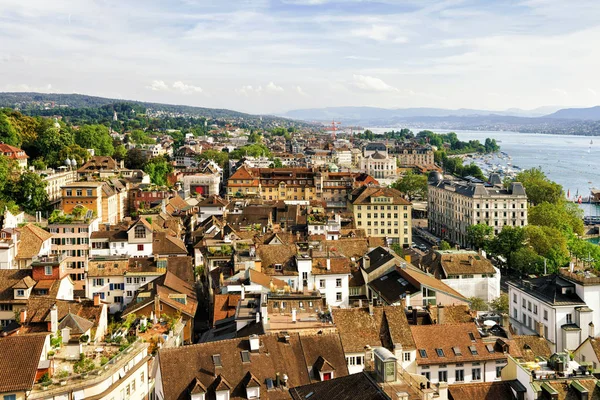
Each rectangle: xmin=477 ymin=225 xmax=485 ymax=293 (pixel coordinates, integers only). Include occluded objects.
xmin=76 ymin=189 xmax=82 ymax=196
xmin=336 ymin=292 xmax=342 ymax=301
xmin=87 ymin=189 xmax=93 ymax=196
xmin=44 ymin=265 xmax=52 ymax=275
xmin=472 ymin=368 xmax=481 ymax=381
xmin=4 ymin=395 xmax=17 ymax=400
xmin=275 ymin=264 xmax=283 ymax=271
xmin=435 ymin=348 xmax=445 ymax=357
xmin=522 ymin=298 xmax=526 ymax=308
xmin=319 ymin=279 xmax=325 ymax=288
xmin=452 ymin=347 xmax=462 ymax=356
xmin=544 ymin=310 xmax=548 ymax=321
xmin=403 ymin=352 xmax=411 ymax=362
xmin=131 ymin=379 xmax=136 ymax=392
xmin=566 ymin=314 xmax=573 ymax=324
xmin=455 ymin=369 xmax=464 ymax=382
xmin=336 ymin=278 xmax=342 ymax=288
xmin=419 ymin=349 xmax=427 ymax=358
xmin=134 ymin=225 xmax=146 ymax=239
xmin=137 ymin=244 xmax=144 ymax=252
xmin=114 ymin=296 xmax=123 ymax=303
xmin=469 ymin=346 xmax=478 ymax=355
xmin=126 ymin=291 xmax=133 ymax=297
xmin=496 ymin=366 xmax=503 ymax=378
xmin=533 ymin=304 xmax=538 ymax=315
xmin=438 ymin=370 xmax=447 ymax=382
xmin=140 ymin=371 xmax=145 ymax=384
xmin=422 ymin=372 xmax=430 ymax=380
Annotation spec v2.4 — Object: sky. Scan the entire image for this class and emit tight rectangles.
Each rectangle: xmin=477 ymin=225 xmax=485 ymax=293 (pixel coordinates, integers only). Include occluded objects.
xmin=1 ymin=0 xmax=600 ymax=114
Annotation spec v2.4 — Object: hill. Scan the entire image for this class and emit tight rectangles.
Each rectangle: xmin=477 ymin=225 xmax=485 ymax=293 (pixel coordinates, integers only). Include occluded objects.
xmin=0 ymin=92 xmax=310 ymax=129
xmin=544 ymin=106 xmax=600 ymax=120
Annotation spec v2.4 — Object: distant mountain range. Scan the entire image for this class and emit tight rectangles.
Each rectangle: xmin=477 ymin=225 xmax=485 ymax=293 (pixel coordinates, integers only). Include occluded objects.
xmin=0 ymin=92 xmax=312 ymax=129
xmin=282 ymin=105 xmax=600 ymax=136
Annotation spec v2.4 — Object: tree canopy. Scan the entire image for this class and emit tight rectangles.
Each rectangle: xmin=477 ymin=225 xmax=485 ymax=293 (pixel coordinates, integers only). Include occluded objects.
xmin=390 ymin=171 xmax=427 ymax=201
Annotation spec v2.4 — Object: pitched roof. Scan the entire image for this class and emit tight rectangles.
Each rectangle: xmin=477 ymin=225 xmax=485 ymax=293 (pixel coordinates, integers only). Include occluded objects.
xmin=213 ymin=294 xmax=240 ymax=326
xmin=257 ymin=244 xmax=298 ymax=277
xmin=12 ymin=276 xmax=37 ymax=289
xmin=399 ymin=265 xmax=468 ymax=301
xmin=350 ymin=186 xmax=411 ymax=206
xmin=410 ymin=323 xmax=520 ymax=366
xmin=368 ymin=269 xmax=418 ymax=305
xmin=58 ymin=312 xmax=94 ymax=335
xmin=332 ymin=307 xmax=415 ymax=353
xmin=16 ymin=223 xmax=53 ymax=260
xmin=248 ymin=269 xmax=286 ymax=289
xmin=0 ymin=333 xmax=47 ymax=392
xmin=422 ymin=250 xmax=496 ymax=278
xmin=448 ymin=382 xmax=518 ymax=400
xmin=362 ymin=247 xmax=396 ymax=274
xmin=153 ymin=232 xmax=188 ymax=255
xmin=158 ymin=332 xmax=348 ymax=400
xmin=290 ymin=372 xmax=392 ymax=400
xmin=508 ymin=275 xmax=586 ymax=306
xmin=0 ymin=269 xmax=34 ymax=303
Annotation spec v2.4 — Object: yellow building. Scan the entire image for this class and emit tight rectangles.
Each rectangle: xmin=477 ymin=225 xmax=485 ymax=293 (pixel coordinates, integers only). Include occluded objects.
xmin=349 ymin=186 xmax=412 ymax=246
xmin=61 ymin=181 xmax=128 ymax=225
xmin=227 ymin=166 xmax=319 ymax=201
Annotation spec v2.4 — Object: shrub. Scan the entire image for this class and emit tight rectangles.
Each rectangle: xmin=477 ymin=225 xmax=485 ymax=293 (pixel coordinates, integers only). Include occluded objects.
xmin=38 ymin=373 xmax=51 ymax=384
xmin=100 ymin=356 xmax=109 ymax=366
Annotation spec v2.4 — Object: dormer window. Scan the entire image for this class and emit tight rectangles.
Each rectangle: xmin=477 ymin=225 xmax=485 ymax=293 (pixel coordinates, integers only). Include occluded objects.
xmin=275 ymin=264 xmax=283 ymax=271
xmin=16 ymin=289 xmax=24 ymax=297
xmin=135 ymin=225 xmax=147 ymax=239
xmin=44 ymin=266 xmax=52 ymax=276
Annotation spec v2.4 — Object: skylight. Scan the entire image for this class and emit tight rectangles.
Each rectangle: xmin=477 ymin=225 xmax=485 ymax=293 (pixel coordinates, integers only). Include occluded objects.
xmin=419 ymin=349 xmax=427 ymax=358
xmin=453 ymin=347 xmax=462 ymax=356
xmin=241 ymin=350 xmax=251 ymax=363
xmin=212 ymin=354 xmax=222 ymax=367
xmin=435 ymin=348 xmax=445 ymax=357
xmin=469 ymin=346 xmax=478 ymax=355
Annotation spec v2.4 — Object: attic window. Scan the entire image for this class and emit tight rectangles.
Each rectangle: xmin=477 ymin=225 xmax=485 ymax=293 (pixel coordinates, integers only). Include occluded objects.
xmin=212 ymin=354 xmax=222 ymax=367
xmin=469 ymin=346 xmax=478 ymax=355
xmin=435 ymin=348 xmax=445 ymax=357
xmin=266 ymin=378 xmax=275 ymax=391
xmin=419 ymin=349 xmax=427 ymax=358
xmin=453 ymin=347 xmax=462 ymax=356
xmin=486 ymin=344 xmax=495 ymax=354
xmin=241 ymin=351 xmax=251 ymax=363
xmin=275 ymin=264 xmax=283 ymax=271
xmin=468 ymin=332 xmax=476 ymax=341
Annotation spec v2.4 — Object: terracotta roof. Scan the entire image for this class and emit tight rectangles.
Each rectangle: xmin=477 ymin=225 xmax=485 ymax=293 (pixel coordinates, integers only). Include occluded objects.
xmin=350 ymin=186 xmax=411 ymax=206
xmin=290 ymin=372 xmax=391 ymax=400
xmin=0 ymin=333 xmax=47 ymax=392
xmin=433 ymin=305 xmax=473 ymax=324
xmin=229 ymin=165 xmax=254 ymax=180
xmin=323 ymin=239 xmax=369 ymax=260
xmin=332 ymin=307 xmax=415 ymax=353
xmin=448 ymin=382 xmax=517 ymax=400
xmin=257 ymin=244 xmax=298 ymax=276
xmin=157 ymin=332 xmax=348 ymax=400
xmin=0 ymin=269 xmax=33 ymax=303
xmin=311 ymin=257 xmax=351 ymax=275
xmin=0 ymin=143 xmax=28 ymax=159
xmin=16 ymin=223 xmax=53 ymax=260
xmin=512 ymin=335 xmax=552 ymax=362
xmin=25 ymin=297 xmax=103 ymax=328
xmin=12 ymin=276 xmax=37 ymax=289
xmin=422 ymin=250 xmax=496 ymax=278
xmin=213 ymin=294 xmax=240 ymax=326
xmin=153 ymin=232 xmax=188 ymax=255
xmin=77 ymin=156 xmax=118 ymax=172
xmin=399 ymin=265 xmax=468 ymax=301
xmin=248 ymin=269 xmax=286 ymax=289
xmin=410 ymin=323 xmax=520 ymax=366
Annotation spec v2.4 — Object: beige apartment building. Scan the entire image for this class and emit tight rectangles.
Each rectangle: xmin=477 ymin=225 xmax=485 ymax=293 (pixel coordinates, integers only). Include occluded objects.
xmin=392 ymin=143 xmax=435 ymax=167
xmin=61 ymin=181 xmax=127 ymax=225
xmin=41 ymin=168 xmax=77 ymax=207
xmin=349 ymin=186 xmax=412 ymax=246
xmin=428 ymin=173 xmax=528 ymax=247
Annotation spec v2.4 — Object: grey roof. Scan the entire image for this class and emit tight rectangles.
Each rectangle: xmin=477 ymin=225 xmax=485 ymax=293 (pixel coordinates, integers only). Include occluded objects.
xmin=508 ymin=275 xmax=586 ymax=306
xmin=363 ymin=247 xmax=395 ymax=274
xmin=368 ymin=269 xmax=418 ymax=305
xmin=58 ymin=312 xmax=94 ymax=335
xmin=430 ymin=177 xmax=527 ymax=198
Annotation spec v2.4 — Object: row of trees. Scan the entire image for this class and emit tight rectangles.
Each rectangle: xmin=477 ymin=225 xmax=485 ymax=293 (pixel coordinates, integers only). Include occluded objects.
xmin=465 ymin=168 xmax=599 ymax=274
xmin=418 ymin=130 xmax=499 ymax=154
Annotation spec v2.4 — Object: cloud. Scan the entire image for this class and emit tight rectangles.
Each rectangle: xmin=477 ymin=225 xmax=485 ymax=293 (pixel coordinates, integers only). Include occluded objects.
xmin=344 ymin=55 xmax=381 ymax=61
xmin=350 ymin=25 xmax=408 ymax=43
xmin=5 ymin=83 xmax=53 ymax=92
xmin=172 ymin=81 xmax=203 ymax=94
xmin=588 ymin=88 xmax=597 ymax=97
xmin=148 ymin=80 xmax=169 ymax=91
xmin=552 ymin=88 xmax=568 ymax=97
xmin=352 ymin=74 xmax=399 ymax=93
xmin=295 ymin=86 xmax=309 ymax=96
xmin=265 ymin=82 xmax=284 ymax=93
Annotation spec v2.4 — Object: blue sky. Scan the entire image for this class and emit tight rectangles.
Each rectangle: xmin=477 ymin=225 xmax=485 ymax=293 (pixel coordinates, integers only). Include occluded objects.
xmin=1 ymin=0 xmax=599 ymax=114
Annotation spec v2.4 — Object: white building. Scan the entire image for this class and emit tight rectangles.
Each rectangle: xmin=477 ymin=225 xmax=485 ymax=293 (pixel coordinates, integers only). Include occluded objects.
xmin=421 ymin=249 xmax=500 ymax=302
xmin=90 ymin=219 xmax=154 ymax=258
xmin=307 ymin=213 xmax=341 ymax=240
xmin=360 ymin=151 xmax=397 ymax=180
xmin=182 ymin=173 xmax=221 ymax=197
xmin=508 ymin=271 xmax=600 ymax=353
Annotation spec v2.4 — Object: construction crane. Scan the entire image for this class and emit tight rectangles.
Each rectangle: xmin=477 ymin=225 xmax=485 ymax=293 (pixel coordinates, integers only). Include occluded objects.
xmin=323 ymin=120 xmax=341 ymax=140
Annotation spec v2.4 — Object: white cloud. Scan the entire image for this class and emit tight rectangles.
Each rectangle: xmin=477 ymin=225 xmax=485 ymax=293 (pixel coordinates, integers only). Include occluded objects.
xmin=172 ymin=81 xmax=203 ymax=94
xmin=265 ymin=82 xmax=284 ymax=93
xmin=588 ymin=88 xmax=597 ymax=97
xmin=5 ymin=83 xmax=53 ymax=92
xmin=352 ymin=74 xmax=399 ymax=93
xmin=350 ymin=25 xmax=408 ymax=43
xmin=552 ymin=88 xmax=568 ymax=97
xmin=148 ymin=80 xmax=169 ymax=91
xmin=295 ymin=86 xmax=309 ymax=96
xmin=344 ymin=55 xmax=381 ymax=61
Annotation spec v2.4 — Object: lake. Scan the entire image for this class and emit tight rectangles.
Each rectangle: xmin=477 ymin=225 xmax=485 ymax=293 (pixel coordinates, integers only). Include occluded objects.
xmin=368 ymin=128 xmax=600 ymax=216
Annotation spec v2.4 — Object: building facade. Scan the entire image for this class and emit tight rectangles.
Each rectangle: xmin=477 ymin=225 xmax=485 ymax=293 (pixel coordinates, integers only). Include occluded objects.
xmin=428 ymin=174 xmax=528 ymax=247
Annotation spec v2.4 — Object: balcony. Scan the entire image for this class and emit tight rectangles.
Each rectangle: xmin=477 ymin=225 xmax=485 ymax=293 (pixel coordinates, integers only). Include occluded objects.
xmin=31 ymin=252 xmax=67 ymax=266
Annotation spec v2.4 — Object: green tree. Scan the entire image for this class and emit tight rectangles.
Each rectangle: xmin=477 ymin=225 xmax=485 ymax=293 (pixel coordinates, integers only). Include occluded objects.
xmin=270 ymin=158 xmax=283 ymax=168
xmin=468 ymin=297 xmax=488 ymax=311
xmin=75 ymin=125 xmax=114 ymax=156
xmin=125 ymin=148 xmax=148 ymax=169
xmin=466 ymin=224 xmax=494 ymax=251
xmin=0 ymin=112 xmax=21 ymax=146
xmin=5 ymin=172 xmax=49 ymax=213
xmin=512 ymin=247 xmax=543 ymax=274
xmin=439 ymin=240 xmax=452 ymax=250
xmin=523 ymin=225 xmax=569 ymax=271
xmin=128 ymin=129 xmax=154 ymax=145
xmin=529 ymin=201 xmax=584 ymax=236
xmin=144 ymin=156 xmax=173 ymax=186
xmin=247 ymin=132 xmax=263 ymax=143
xmin=489 ymin=293 xmax=509 ymax=314
xmin=113 ymin=144 xmax=127 ymax=161
xmin=515 ymin=168 xmax=563 ymax=206
xmin=490 ymin=226 xmax=526 ymax=269
xmin=198 ymin=150 xmax=229 ymax=168
xmin=391 ymin=171 xmax=427 ymax=201
xmin=31 ymin=126 xmax=75 ymax=167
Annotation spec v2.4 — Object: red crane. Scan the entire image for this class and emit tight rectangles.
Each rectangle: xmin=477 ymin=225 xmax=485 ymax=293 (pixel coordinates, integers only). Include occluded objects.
xmin=324 ymin=120 xmax=341 ymax=140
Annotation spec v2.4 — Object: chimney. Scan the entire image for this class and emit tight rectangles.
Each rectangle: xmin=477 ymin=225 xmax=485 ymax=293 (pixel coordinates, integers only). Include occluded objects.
xmin=470 ymin=257 xmax=474 ymax=266
xmin=249 ymin=334 xmax=260 ymax=353
xmin=437 ymin=382 xmax=449 ymax=400
xmin=19 ymin=308 xmax=27 ymax=324
xmin=241 ymin=284 xmax=245 ymax=301
xmin=412 ymin=308 xmax=418 ymax=324
xmin=93 ymin=293 xmax=101 ymax=306
xmin=501 ymin=313 xmax=510 ymax=329
xmin=276 ymin=373 xmax=281 ymax=387
xmin=292 ymin=308 xmax=297 ymax=323
xmin=256 ymin=311 xmax=260 ymax=324
xmin=154 ymin=294 xmax=161 ymax=318
xmin=368 ymin=302 xmax=374 ymax=316
xmin=437 ymin=305 xmax=445 ymax=325
xmin=536 ymin=321 xmax=545 ymax=338
xmin=396 ymin=393 xmax=409 ymax=400
xmin=364 ymin=345 xmax=372 ymax=365
xmin=120 ymin=159 xmax=125 ymax=169
xmin=590 ymin=322 xmax=595 ymax=338
xmin=50 ymin=304 xmax=58 ymax=334
xmin=363 ymin=255 xmax=370 ymax=271
xmin=326 ymin=258 xmax=331 ymax=271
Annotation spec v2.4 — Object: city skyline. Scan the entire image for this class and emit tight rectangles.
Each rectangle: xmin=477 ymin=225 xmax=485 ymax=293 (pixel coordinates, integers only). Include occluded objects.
xmin=2 ymin=0 xmax=600 ymax=114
